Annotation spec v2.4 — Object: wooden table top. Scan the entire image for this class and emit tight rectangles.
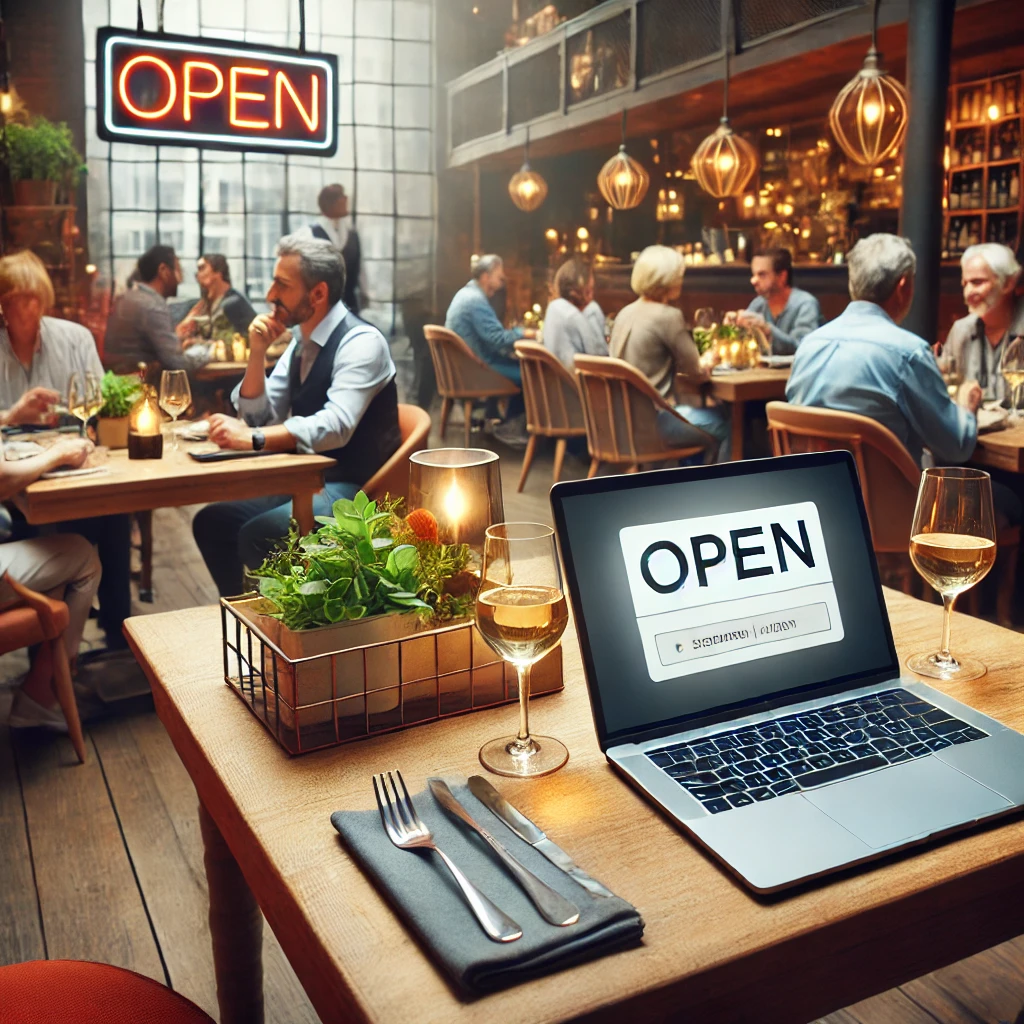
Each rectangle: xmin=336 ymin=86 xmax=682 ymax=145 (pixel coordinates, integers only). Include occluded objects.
xmin=16 ymin=444 xmax=333 ymax=524
xmin=195 ymin=362 xmax=249 ymax=381
xmin=705 ymin=366 xmax=791 ymax=402
xmin=125 ymin=592 xmax=1024 ymax=1024
xmin=972 ymin=422 xmax=1024 ymax=473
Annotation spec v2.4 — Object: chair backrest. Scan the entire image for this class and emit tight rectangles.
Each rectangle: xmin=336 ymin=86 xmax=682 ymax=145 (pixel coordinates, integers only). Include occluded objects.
xmin=363 ymin=403 xmax=432 ymax=503
xmin=574 ymin=354 xmax=706 ymax=464
xmin=514 ymin=342 xmax=586 ymax=437
xmin=765 ymin=401 xmax=921 ymax=552
xmin=423 ymin=325 xmax=519 ymax=398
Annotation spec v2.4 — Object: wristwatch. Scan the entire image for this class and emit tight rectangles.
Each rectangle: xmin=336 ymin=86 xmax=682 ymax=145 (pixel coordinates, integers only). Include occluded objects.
xmin=251 ymin=429 xmax=266 ymax=452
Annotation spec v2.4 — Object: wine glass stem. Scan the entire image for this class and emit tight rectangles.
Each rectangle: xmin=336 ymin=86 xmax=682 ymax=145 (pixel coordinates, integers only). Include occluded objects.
xmin=939 ymin=593 xmax=955 ymax=663
xmin=512 ymin=662 xmax=533 ymax=753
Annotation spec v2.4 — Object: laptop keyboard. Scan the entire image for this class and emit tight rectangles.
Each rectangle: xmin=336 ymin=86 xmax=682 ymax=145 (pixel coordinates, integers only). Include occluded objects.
xmin=645 ymin=688 xmax=988 ymax=815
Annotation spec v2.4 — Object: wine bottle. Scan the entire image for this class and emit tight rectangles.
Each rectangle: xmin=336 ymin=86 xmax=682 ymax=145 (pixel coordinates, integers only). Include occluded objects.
xmin=989 ymin=174 xmax=998 ymax=208
xmin=998 ymin=170 xmax=1009 ymax=208
xmin=1011 ymin=168 xmax=1020 ymax=203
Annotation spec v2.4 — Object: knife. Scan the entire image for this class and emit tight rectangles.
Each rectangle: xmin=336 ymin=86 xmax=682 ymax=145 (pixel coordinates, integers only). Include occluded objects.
xmin=468 ymin=775 xmax=616 ymax=899
xmin=428 ymin=779 xmax=579 ymax=927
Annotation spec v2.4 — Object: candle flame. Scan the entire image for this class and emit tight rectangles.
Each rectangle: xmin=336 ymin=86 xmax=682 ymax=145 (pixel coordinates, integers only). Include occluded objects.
xmin=443 ymin=482 xmax=466 ymax=524
xmin=136 ymin=400 xmax=157 ymax=435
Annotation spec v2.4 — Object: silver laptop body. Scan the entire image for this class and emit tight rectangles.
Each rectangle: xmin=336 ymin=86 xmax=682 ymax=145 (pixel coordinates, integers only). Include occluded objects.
xmin=550 ymin=452 xmax=1024 ymax=894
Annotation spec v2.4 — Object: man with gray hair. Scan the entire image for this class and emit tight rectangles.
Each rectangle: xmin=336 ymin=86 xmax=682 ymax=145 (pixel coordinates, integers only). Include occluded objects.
xmin=940 ymin=243 xmax=1024 ymax=405
xmin=445 ymin=254 xmax=536 ymax=445
xmin=787 ymin=233 xmax=980 ymax=468
xmin=192 ymin=234 xmax=400 ymax=595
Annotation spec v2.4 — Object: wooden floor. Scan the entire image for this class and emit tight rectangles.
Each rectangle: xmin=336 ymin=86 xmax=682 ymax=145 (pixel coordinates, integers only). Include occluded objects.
xmin=2 ymin=409 xmax=1024 ymax=1023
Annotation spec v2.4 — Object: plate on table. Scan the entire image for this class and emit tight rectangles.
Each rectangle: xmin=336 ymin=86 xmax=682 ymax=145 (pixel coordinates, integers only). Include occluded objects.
xmin=40 ymin=465 xmax=111 ymax=480
xmin=976 ymin=406 xmax=1010 ymax=433
xmin=762 ymin=355 xmax=795 ymax=368
xmin=177 ymin=420 xmax=211 ymax=442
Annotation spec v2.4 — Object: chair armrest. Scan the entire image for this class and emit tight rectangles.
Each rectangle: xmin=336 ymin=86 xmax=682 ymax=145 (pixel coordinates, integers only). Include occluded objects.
xmin=2 ymin=572 xmax=61 ymax=636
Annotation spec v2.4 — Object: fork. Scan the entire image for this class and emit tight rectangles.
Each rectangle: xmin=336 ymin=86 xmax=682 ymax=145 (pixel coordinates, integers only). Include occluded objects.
xmin=373 ymin=771 xmax=523 ymax=943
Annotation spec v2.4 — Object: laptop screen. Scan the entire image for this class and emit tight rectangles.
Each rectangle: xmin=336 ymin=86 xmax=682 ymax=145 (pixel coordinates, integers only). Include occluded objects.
xmin=551 ymin=453 xmax=899 ymax=748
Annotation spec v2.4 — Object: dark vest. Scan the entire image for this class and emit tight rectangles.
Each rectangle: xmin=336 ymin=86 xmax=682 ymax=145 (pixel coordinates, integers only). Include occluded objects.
xmin=310 ymin=224 xmax=362 ymax=312
xmin=288 ymin=310 xmax=400 ymax=485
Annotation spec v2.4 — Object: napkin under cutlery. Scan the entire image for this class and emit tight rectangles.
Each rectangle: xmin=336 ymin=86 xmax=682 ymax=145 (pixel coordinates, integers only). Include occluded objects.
xmin=331 ymin=778 xmax=644 ymax=996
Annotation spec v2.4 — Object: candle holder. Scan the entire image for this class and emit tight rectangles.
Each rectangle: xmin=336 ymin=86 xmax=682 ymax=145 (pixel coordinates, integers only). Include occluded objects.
xmin=408 ymin=449 xmax=503 ymax=575
xmin=128 ymin=385 xmax=164 ymax=460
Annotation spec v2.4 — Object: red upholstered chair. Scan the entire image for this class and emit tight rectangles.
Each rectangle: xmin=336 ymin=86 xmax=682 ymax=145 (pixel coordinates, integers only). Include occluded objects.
xmin=0 ymin=960 xmax=215 ymax=1023
xmin=0 ymin=574 xmax=86 ymax=763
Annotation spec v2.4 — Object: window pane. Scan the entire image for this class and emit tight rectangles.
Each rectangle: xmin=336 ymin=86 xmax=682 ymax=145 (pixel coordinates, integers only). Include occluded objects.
xmin=159 ymin=213 xmax=201 ymax=260
xmin=246 ymin=213 xmax=285 ymax=262
xmin=396 ymin=218 xmax=432 ymax=258
xmin=393 ymin=42 xmax=430 ymax=85
xmin=394 ymin=1 xmax=431 ymax=41
xmin=85 ymin=62 xmax=96 ymax=107
xmin=338 ymin=85 xmax=355 ymax=125
xmin=323 ymin=1 xmax=354 ymax=35
xmin=394 ymin=86 xmax=429 ymax=128
xmin=395 ymin=256 xmax=432 ymax=298
xmin=395 ymin=129 xmax=431 ymax=172
xmin=355 ymin=38 xmax=393 ymax=83
xmin=245 ymin=162 xmax=286 ymax=212
xmin=245 ymin=260 xmax=277 ymax=308
xmin=199 ymin=0 xmax=237 ymax=28
xmin=203 ymin=163 xmax=244 ymax=213
xmin=355 ymin=171 xmax=394 ymax=214
xmin=396 ymin=173 xmax=431 ymax=217
xmin=164 ymin=0 xmax=199 ymax=35
xmin=110 ymin=142 xmax=156 ymax=161
xmin=355 ymin=126 xmax=393 ymax=170
xmin=354 ymin=83 xmax=392 ymax=126
xmin=287 ymin=164 xmax=324 ymax=214
xmin=159 ymin=162 xmax=200 ymax=212
xmin=86 ymin=134 xmax=110 ymax=160
xmin=357 ymin=215 xmax=395 ymax=260
xmin=113 ymin=257 xmax=141 ymax=293
xmin=112 ymin=212 xmax=156 ymax=257
xmin=111 ymin=162 xmax=157 ymax=209
xmin=355 ymin=0 xmax=393 ymax=38
xmin=203 ymin=214 xmax=245 ymax=257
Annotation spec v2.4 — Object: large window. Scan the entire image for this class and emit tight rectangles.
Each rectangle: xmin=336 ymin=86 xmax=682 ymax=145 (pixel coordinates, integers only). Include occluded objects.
xmin=83 ymin=0 xmax=435 ymax=333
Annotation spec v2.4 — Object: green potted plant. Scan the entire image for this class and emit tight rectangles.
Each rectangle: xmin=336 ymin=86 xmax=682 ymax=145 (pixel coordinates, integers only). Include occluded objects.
xmin=5 ymin=117 xmax=86 ymax=206
xmin=96 ymin=371 xmax=142 ymax=449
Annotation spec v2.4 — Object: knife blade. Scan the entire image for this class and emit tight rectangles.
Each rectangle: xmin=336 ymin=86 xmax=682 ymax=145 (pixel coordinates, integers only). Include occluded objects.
xmin=468 ymin=775 xmax=615 ymax=899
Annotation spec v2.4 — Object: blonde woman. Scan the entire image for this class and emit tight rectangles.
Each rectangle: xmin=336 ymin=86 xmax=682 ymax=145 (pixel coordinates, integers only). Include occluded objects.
xmin=609 ymin=245 xmax=730 ymax=461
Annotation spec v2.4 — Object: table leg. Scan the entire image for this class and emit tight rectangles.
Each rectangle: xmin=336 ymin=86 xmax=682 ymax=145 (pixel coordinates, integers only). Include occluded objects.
xmin=730 ymin=401 xmax=745 ymax=461
xmin=291 ymin=489 xmax=316 ymax=534
xmin=199 ymin=801 xmax=265 ymax=1024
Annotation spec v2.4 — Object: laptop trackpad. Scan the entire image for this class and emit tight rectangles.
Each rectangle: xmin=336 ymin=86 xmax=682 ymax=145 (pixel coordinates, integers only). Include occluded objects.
xmin=804 ymin=756 xmax=1011 ymax=850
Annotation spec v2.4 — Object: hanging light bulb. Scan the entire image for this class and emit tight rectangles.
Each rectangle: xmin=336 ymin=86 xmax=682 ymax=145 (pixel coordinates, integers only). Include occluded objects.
xmin=508 ymin=127 xmax=548 ymax=212
xmin=827 ymin=0 xmax=908 ymax=166
xmin=597 ymin=110 xmax=649 ymax=210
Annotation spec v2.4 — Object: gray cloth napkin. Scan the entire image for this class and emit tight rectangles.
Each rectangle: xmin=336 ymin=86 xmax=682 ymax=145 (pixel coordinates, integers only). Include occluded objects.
xmin=331 ymin=779 xmax=644 ymax=996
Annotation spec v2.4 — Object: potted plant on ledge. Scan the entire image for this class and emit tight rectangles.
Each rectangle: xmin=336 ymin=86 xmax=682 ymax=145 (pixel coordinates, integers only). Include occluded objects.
xmin=5 ymin=117 xmax=86 ymax=206
xmin=96 ymin=371 xmax=142 ymax=449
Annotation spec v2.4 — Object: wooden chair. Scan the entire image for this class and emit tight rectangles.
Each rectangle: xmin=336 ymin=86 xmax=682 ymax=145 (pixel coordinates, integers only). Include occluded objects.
xmin=0 ymin=573 xmax=86 ymax=763
xmin=423 ymin=325 xmax=521 ymax=447
xmin=766 ymin=401 xmax=1019 ymax=620
xmin=513 ymin=342 xmax=587 ymax=491
xmin=363 ymin=403 xmax=432 ymax=504
xmin=573 ymin=355 xmax=713 ymax=476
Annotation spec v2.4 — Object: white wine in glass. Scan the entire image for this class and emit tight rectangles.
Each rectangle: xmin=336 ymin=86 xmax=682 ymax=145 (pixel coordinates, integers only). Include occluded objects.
xmin=1000 ymin=335 xmax=1024 ymax=421
xmin=159 ymin=370 xmax=192 ymax=450
xmin=907 ymin=467 xmax=996 ymax=681
xmin=476 ymin=523 xmax=570 ymax=778
xmin=67 ymin=371 xmax=103 ymax=437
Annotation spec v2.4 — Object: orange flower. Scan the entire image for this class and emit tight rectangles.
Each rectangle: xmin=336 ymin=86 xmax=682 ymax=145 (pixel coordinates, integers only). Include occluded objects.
xmin=405 ymin=508 xmax=439 ymax=543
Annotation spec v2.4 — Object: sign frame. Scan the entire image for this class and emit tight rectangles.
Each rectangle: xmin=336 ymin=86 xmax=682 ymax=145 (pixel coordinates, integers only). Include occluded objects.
xmin=96 ymin=27 xmax=339 ymax=156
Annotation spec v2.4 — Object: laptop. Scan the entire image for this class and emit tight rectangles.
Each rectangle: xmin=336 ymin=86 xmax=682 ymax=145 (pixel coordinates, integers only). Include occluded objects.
xmin=550 ymin=451 xmax=1024 ymax=893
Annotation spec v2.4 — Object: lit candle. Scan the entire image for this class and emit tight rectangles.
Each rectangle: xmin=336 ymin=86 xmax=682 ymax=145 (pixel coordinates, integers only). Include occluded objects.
xmin=443 ymin=481 xmax=466 ymax=542
xmin=135 ymin=399 xmax=158 ymax=435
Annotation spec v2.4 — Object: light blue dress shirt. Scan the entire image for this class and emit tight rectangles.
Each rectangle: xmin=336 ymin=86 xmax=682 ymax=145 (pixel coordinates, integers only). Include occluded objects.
xmin=445 ymin=280 xmax=524 ymax=383
xmin=786 ymin=300 xmax=977 ymax=467
xmin=232 ymin=300 xmax=395 ymax=455
xmin=747 ymin=286 xmax=822 ymax=354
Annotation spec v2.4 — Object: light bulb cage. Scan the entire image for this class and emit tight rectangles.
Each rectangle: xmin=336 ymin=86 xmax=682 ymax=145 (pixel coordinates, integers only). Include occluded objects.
xmin=828 ymin=51 xmax=908 ymax=166
xmin=691 ymin=118 xmax=759 ymax=198
xmin=597 ymin=144 xmax=650 ymax=210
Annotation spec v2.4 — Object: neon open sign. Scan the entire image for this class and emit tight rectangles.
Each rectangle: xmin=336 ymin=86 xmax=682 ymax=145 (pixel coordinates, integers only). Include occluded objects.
xmin=96 ymin=29 xmax=338 ymax=155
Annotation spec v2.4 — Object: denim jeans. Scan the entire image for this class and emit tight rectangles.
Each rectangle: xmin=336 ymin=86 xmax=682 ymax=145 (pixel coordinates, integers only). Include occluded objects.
xmin=657 ymin=405 xmax=732 ymax=463
xmin=192 ymin=481 xmax=360 ymax=597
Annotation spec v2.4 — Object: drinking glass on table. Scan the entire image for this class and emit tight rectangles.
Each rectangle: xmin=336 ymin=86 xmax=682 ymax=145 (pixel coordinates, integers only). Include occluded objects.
xmin=476 ymin=523 xmax=570 ymax=778
xmin=937 ymin=351 xmax=963 ymax=400
xmin=159 ymin=370 xmax=192 ymax=450
xmin=907 ymin=468 xmax=996 ymax=682
xmin=66 ymin=371 xmax=102 ymax=437
xmin=999 ymin=335 xmax=1024 ymax=422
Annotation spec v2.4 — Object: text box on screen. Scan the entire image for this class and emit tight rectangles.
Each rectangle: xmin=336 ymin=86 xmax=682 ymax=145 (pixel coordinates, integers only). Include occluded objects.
xmin=619 ymin=502 xmax=844 ymax=681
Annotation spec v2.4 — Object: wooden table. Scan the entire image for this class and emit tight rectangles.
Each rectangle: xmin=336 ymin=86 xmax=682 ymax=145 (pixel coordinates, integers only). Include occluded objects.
xmin=972 ymin=422 xmax=1024 ymax=473
xmin=15 ymin=444 xmax=333 ymax=533
xmin=195 ymin=361 xmax=249 ymax=382
xmin=678 ymin=367 xmax=790 ymax=460
xmin=125 ymin=591 xmax=1024 ymax=1024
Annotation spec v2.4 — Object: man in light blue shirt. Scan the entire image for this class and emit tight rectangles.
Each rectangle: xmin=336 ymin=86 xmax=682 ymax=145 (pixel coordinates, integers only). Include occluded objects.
xmin=736 ymin=247 xmax=821 ymax=354
xmin=787 ymin=234 xmax=980 ymax=468
xmin=445 ymin=255 xmax=536 ymax=386
xmin=193 ymin=236 xmax=400 ymax=595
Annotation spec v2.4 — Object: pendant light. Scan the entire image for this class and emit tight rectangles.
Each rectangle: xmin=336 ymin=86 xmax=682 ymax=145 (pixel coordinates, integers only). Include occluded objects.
xmin=508 ymin=127 xmax=548 ymax=212
xmin=691 ymin=1 xmax=758 ymax=199
xmin=827 ymin=0 xmax=908 ymax=166
xmin=596 ymin=110 xmax=649 ymax=211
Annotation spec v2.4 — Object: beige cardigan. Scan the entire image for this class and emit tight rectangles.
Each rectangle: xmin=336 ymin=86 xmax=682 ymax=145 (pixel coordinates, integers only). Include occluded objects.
xmin=608 ymin=298 xmax=702 ymax=399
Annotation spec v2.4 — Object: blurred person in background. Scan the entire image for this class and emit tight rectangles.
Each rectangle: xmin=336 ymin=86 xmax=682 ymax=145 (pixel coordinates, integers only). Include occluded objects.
xmin=296 ymin=183 xmax=368 ymax=313
xmin=175 ymin=254 xmax=257 ymax=344
xmin=941 ymin=243 xmax=1023 ymax=405
xmin=0 ymin=252 xmax=131 ymax=650
xmin=610 ymin=245 xmax=730 ymax=462
xmin=542 ymin=257 xmax=607 ymax=371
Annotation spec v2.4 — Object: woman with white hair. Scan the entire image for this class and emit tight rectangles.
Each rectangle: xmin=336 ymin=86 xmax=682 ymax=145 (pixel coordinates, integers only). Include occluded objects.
xmin=609 ymin=245 xmax=730 ymax=461
xmin=941 ymin=243 xmax=1024 ymax=405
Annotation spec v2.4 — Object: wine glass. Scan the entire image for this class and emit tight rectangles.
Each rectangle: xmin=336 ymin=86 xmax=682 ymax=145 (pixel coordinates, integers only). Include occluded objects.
xmin=476 ymin=523 xmax=570 ymax=778
xmin=907 ymin=468 xmax=996 ymax=682
xmin=67 ymin=371 xmax=102 ymax=437
xmin=937 ymin=351 xmax=963 ymax=400
xmin=999 ymin=335 xmax=1024 ymax=422
xmin=159 ymin=370 xmax=192 ymax=450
